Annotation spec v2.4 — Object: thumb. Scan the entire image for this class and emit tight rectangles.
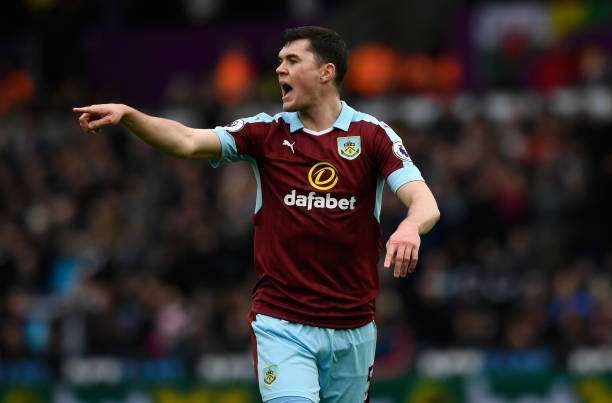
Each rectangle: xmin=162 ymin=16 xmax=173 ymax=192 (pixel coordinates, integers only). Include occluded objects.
xmin=89 ymin=116 xmax=115 ymax=130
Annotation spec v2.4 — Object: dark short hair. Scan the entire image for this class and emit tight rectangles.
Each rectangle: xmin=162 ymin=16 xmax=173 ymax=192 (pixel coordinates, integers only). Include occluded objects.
xmin=282 ymin=26 xmax=349 ymax=87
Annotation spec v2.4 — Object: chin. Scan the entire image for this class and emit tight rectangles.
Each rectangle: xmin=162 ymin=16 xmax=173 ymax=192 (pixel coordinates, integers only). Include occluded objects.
xmin=281 ymin=101 xmax=299 ymax=112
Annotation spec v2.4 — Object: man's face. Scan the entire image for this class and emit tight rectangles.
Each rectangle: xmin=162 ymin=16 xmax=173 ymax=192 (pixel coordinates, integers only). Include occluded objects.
xmin=276 ymin=39 xmax=323 ymax=112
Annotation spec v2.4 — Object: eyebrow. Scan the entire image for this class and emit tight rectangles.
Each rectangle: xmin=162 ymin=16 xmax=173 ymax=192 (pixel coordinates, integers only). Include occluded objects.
xmin=278 ymin=53 xmax=301 ymax=62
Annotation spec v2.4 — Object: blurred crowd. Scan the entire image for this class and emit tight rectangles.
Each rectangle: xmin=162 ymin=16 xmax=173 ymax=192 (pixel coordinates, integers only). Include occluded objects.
xmin=1 ymin=0 xmax=612 ymax=377
xmin=2 ymin=84 xmax=611 ymax=371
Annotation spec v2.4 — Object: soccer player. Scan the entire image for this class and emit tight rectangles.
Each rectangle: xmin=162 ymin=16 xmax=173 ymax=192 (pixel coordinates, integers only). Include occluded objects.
xmin=73 ymin=26 xmax=439 ymax=403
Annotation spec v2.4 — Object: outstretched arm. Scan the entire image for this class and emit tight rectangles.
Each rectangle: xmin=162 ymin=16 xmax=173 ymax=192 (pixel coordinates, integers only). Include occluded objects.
xmin=72 ymin=104 xmax=221 ymax=159
xmin=383 ymin=180 xmax=440 ymax=278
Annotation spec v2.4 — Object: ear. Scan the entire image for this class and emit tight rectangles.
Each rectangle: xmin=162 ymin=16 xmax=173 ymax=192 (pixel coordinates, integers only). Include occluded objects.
xmin=320 ymin=63 xmax=336 ymax=84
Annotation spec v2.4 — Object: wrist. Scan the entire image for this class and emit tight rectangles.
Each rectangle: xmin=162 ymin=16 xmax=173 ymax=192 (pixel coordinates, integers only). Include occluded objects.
xmin=119 ymin=104 xmax=134 ymax=122
xmin=401 ymin=218 xmax=421 ymax=233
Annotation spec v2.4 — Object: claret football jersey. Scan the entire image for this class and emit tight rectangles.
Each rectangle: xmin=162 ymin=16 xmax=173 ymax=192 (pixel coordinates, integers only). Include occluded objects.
xmin=212 ymin=101 xmax=423 ymax=328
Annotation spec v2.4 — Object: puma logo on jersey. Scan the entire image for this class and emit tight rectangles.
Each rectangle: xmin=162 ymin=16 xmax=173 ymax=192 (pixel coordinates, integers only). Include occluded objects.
xmin=282 ymin=139 xmax=295 ymax=154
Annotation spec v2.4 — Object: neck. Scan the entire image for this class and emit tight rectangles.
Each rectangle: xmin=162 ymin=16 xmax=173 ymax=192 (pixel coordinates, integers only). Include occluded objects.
xmin=299 ymin=95 xmax=342 ymax=132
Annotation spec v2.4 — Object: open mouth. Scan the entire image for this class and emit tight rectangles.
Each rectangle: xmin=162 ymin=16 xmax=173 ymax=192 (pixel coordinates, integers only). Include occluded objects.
xmin=281 ymin=83 xmax=293 ymax=98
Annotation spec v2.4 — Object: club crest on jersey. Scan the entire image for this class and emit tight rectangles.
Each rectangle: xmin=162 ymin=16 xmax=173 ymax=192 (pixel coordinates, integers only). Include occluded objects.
xmin=224 ymin=119 xmax=245 ymax=132
xmin=337 ymin=136 xmax=361 ymax=160
xmin=262 ymin=365 xmax=277 ymax=386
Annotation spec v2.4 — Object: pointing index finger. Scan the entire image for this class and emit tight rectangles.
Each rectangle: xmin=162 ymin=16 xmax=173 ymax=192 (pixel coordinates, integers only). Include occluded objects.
xmin=72 ymin=106 xmax=92 ymax=113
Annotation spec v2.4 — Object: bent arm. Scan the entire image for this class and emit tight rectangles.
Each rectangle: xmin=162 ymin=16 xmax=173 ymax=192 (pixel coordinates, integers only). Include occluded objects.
xmin=396 ymin=180 xmax=440 ymax=234
xmin=383 ymin=180 xmax=440 ymax=277
xmin=73 ymin=104 xmax=221 ymax=159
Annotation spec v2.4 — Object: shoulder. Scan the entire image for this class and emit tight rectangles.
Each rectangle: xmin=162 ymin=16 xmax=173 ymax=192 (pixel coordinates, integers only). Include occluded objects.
xmin=234 ymin=112 xmax=275 ymax=126
xmin=350 ymin=110 xmax=402 ymax=143
xmin=241 ymin=111 xmax=297 ymax=126
xmin=223 ymin=112 xmax=289 ymax=132
xmin=272 ymin=111 xmax=296 ymax=124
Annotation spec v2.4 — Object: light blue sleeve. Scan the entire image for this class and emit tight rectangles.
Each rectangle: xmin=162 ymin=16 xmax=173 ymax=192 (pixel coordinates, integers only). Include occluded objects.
xmin=209 ymin=113 xmax=274 ymax=168
xmin=376 ymin=120 xmax=424 ymax=193
xmin=387 ymin=163 xmax=424 ymax=193
xmin=209 ymin=126 xmax=239 ymax=168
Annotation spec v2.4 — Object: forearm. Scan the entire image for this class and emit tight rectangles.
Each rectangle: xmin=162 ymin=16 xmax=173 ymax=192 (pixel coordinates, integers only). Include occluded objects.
xmin=397 ymin=182 xmax=440 ymax=235
xmin=121 ymin=105 xmax=196 ymax=158
xmin=403 ymin=195 xmax=440 ymax=234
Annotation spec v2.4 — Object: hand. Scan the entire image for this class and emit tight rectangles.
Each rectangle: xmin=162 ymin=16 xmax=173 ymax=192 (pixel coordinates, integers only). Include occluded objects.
xmin=72 ymin=104 xmax=127 ymax=134
xmin=384 ymin=220 xmax=421 ymax=278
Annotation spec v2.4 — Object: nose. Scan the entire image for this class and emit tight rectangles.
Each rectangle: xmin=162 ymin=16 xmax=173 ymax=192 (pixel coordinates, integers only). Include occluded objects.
xmin=276 ymin=62 xmax=287 ymax=75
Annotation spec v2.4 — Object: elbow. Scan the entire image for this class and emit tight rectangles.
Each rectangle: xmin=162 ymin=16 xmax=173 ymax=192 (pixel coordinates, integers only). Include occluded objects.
xmin=169 ymin=147 xmax=192 ymax=159
xmin=426 ymin=204 xmax=441 ymax=231
xmin=422 ymin=207 xmax=440 ymax=235
xmin=176 ymin=124 xmax=201 ymax=159
xmin=430 ymin=192 xmax=441 ymax=224
xmin=432 ymin=207 xmax=441 ymax=225
xmin=179 ymin=138 xmax=196 ymax=159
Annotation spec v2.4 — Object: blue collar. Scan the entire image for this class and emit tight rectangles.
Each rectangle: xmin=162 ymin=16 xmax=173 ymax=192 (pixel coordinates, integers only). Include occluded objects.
xmin=287 ymin=101 xmax=354 ymax=133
